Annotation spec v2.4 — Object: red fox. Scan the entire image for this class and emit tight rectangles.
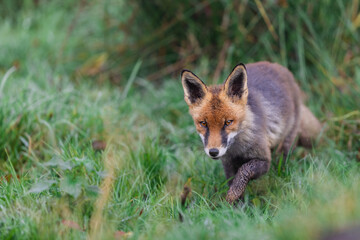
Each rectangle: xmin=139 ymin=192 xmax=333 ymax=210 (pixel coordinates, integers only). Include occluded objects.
xmin=181 ymin=61 xmax=321 ymax=204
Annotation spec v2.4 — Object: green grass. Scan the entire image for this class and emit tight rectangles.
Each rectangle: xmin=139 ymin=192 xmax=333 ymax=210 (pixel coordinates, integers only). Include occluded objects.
xmin=0 ymin=1 xmax=360 ymax=239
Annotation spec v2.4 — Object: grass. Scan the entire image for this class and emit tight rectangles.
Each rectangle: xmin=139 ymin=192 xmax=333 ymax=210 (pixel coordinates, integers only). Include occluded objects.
xmin=0 ymin=1 xmax=360 ymax=239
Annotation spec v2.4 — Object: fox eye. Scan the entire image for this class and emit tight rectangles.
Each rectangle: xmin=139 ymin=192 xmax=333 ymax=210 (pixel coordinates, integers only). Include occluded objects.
xmin=225 ymin=120 xmax=233 ymax=126
xmin=199 ymin=121 xmax=207 ymax=127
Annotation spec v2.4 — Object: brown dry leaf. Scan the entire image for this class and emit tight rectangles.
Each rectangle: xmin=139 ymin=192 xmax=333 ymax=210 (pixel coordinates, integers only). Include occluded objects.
xmin=330 ymin=77 xmax=348 ymax=93
xmin=77 ymin=53 xmax=108 ymax=76
xmin=179 ymin=178 xmax=192 ymax=222
xmin=344 ymin=50 xmax=354 ymax=64
xmin=277 ymin=0 xmax=288 ymax=7
xmin=9 ymin=114 xmax=22 ymax=131
xmin=92 ymin=140 xmax=107 ymax=151
xmin=0 ymin=175 xmax=20 ymax=185
xmin=61 ymin=220 xmax=83 ymax=231
xmin=180 ymin=178 xmax=192 ymax=207
xmin=353 ymin=13 xmax=360 ymax=29
xmin=13 ymin=60 xmax=20 ymax=70
xmin=114 ymin=231 xmax=133 ymax=239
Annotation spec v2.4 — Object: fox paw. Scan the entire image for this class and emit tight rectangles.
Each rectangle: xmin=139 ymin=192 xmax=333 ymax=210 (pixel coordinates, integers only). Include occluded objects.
xmin=226 ymin=189 xmax=243 ymax=205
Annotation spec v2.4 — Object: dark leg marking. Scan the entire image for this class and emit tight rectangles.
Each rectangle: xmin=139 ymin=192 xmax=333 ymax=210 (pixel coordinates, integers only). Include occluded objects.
xmin=222 ymin=160 xmax=236 ymax=186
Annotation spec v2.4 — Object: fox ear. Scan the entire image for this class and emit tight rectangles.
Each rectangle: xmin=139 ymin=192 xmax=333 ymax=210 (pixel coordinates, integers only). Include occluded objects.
xmin=223 ymin=63 xmax=248 ymax=100
xmin=181 ymin=70 xmax=208 ymax=105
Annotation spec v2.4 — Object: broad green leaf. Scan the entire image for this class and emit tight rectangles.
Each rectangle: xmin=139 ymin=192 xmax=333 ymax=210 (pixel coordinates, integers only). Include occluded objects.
xmin=44 ymin=157 xmax=72 ymax=170
xmin=60 ymin=176 xmax=82 ymax=198
xmin=28 ymin=180 xmax=57 ymax=194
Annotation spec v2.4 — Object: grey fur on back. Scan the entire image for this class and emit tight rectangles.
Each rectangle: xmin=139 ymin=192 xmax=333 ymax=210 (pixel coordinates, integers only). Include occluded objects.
xmin=225 ymin=61 xmax=302 ymax=162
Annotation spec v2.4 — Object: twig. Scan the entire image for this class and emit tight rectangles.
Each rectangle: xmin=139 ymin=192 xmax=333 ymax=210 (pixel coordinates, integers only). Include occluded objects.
xmin=88 ymin=151 xmax=116 ymax=240
xmin=57 ymin=0 xmax=87 ymax=65
xmin=213 ymin=4 xmax=231 ymax=84
xmin=147 ymin=54 xmax=198 ymax=81
xmin=179 ymin=183 xmax=192 ymax=222
xmin=213 ymin=40 xmax=231 ymax=84
xmin=254 ymin=0 xmax=278 ymax=40
xmin=180 ymin=186 xmax=191 ymax=206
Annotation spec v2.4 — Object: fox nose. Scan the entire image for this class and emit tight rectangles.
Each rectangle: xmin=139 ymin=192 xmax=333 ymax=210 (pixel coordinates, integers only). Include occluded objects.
xmin=209 ymin=148 xmax=219 ymax=157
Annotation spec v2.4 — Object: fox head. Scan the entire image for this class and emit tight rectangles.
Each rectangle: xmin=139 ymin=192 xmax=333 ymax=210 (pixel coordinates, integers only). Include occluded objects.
xmin=181 ymin=64 xmax=249 ymax=159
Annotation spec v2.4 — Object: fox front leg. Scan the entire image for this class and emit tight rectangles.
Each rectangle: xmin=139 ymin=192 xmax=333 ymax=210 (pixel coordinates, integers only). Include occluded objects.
xmin=226 ymin=159 xmax=270 ymax=204
xmin=222 ymin=160 xmax=237 ymax=187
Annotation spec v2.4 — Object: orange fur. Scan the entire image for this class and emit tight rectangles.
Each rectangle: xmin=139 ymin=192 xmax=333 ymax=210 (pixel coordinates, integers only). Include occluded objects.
xmin=189 ymin=86 xmax=247 ymax=148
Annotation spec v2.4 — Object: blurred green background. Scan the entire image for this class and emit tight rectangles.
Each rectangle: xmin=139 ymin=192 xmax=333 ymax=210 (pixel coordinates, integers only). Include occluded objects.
xmin=2 ymin=0 xmax=360 ymax=90
xmin=0 ymin=0 xmax=359 ymax=239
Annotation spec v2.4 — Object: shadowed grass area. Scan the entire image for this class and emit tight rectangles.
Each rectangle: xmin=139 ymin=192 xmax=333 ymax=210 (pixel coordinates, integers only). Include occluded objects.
xmin=0 ymin=1 xmax=359 ymax=240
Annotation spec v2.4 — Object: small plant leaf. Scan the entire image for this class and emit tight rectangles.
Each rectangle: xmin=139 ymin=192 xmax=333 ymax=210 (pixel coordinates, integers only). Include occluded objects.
xmin=60 ymin=176 xmax=82 ymax=198
xmin=28 ymin=180 xmax=56 ymax=194
xmin=44 ymin=157 xmax=72 ymax=170
xmin=96 ymin=171 xmax=108 ymax=178
xmin=252 ymin=198 xmax=261 ymax=207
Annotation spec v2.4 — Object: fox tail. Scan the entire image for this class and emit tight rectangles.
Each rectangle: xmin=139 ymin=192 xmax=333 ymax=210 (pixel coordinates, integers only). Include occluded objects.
xmin=298 ymin=104 xmax=322 ymax=148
